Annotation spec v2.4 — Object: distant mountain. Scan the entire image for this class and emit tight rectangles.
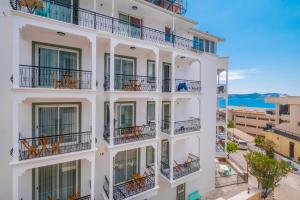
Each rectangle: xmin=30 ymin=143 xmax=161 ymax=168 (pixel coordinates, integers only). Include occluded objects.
xmin=229 ymin=93 xmax=287 ymax=99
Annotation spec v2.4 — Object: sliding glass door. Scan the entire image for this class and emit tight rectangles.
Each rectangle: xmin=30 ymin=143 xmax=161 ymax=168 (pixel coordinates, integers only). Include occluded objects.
xmin=114 ymin=149 xmax=139 ymax=184
xmin=119 ymin=13 xmax=142 ymax=38
xmin=36 ymin=45 xmax=79 ymax=88
xmin=36 ymin=161 xmax=79 ymax=200
xmin=116 ymin=103 xmax=135 ymax=130
xmin=35 ymin=104 xmax=79 ymax=140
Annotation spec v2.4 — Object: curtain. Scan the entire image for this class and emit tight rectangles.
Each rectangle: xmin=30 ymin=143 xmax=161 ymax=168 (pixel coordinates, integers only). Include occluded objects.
xmin=38 ymin=165 xmax=58 ymax=200
xmin=60 ymin=161 xmax=77 ymax=199
xmin=114 ymin=151 xmax=127 ymax=184
xmin=146 ymin=146 xmax=154 ymax=166
xmin=127 ymin=149 xmax=138 ymax=180
xmin=39 ymin=48 xmax=58 ymax=87
xmin=59 ymin=107 xmax=77 ymax=142
xmin=38 ymin=161 xmax=77 ymax=200
xmin=38 ymin=107 xmax=58 ymax=137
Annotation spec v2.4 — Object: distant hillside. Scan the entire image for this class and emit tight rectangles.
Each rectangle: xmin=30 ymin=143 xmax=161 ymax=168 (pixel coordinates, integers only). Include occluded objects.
xmin=229 ymin=93 xmax=287 ymax=99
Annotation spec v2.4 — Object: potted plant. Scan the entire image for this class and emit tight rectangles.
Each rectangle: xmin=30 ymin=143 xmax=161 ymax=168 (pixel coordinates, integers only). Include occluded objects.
xmin=18 ymin=0 xmax=43 ymax=14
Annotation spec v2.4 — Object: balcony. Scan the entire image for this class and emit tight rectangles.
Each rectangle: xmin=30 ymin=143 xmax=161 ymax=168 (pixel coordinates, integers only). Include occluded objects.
xmin=18 ymin=131 xmax=92 ymax=161
xmin=104 ymin=74 xmax=156 ymax=92
xmin=103 ymin=167 xmax=155 ymax=200
xmin=217 ymin=84 xmax=227 ymax=95
xmin=103 ymin=123 xmax=156 ymax=145
xmin=161 ymin=118 xmax=201 ymax=135
xmin=217 ymin=110 xmax=226 ymax=123
xmin=19 ymin=65 xmax=92 ymax=89
xmin=160 ymin=153 xmax=200 ymax=180
xmin=10 ymin=0 xmax=202 ymax=54
xmin=144 ymin=0 xmax=187 ymax=15
xmin=162 ymin=79 xmax=201 ymax=93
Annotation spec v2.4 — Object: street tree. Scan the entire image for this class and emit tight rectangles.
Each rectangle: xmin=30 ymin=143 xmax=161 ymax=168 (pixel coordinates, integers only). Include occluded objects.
xmin=244 ymin=152 xmax=289 ymax=199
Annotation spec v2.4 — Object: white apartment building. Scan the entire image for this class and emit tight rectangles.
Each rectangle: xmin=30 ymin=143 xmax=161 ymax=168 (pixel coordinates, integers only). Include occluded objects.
xmin=0 ymin=0 xmax=228 ymax=199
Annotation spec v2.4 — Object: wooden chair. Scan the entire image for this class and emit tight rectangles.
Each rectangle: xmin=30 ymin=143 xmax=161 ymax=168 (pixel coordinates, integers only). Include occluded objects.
xmin=21 ymin=140 xmax=38 ymax=159
xmin=38 ymin=136 xmax=50 ymax=156
xmin=68 ymin=191 xmax=80 ymax=200
xmin=51 ymin=135 xmax=64 ymax=155
xmin=134 ymin=126 xmax=144 ymax=138
xmin=174 ymin=160 xmax=182 ymax=172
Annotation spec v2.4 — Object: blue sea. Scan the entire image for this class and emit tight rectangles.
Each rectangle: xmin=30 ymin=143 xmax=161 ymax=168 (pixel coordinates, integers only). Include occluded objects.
xmin=218 ymin=97 xmax=275 ymax=109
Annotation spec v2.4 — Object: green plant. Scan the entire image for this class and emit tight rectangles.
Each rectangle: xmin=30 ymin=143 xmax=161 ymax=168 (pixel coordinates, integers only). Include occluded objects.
xmin=227 ymin=141 xmax=238 ymax=158
xmin=227 ymin=120 xmax=235 ymax=128
xmin=218 ymin=126 xmax=225 ymax=132
xmin=244 ymin=152 xmax=289 ymax=198
xmin=254 ymin=136 xmax=265 ymax=147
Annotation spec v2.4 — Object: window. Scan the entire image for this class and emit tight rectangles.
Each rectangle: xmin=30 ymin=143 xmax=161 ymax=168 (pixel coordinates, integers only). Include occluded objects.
xmin=193 ymin=36 xmax=204 ymax=51
xmin=210 ymin=41 xmax=215 ymax=54
xmin=36 ymin=161 xmax=79 ymax=200
xmin=177 ymin=183 xmax=186 ymax=200
xmin=147 ymin=101 xmax=155 ymax=123
xmin=205 ymin=40 xmax=210 ymax=52
xmin=165 ymin=27 xmax=172 ymax=42
xmin=147 ymin=60 xmax=156 ymax=82
xmin=114 ymin=149 xmax=139 ymax=184
xmin=35 ymin=104 xmax=79 ymax=139
xmin=119 ymin=13 xmax=142 ymax=38
xmin=146 ymin=146 xmax=155 ymax=166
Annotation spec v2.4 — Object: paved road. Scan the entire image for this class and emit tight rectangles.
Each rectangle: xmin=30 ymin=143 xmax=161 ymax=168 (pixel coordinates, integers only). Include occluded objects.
xmin=230 ymin=150 xmax=300 ymax=200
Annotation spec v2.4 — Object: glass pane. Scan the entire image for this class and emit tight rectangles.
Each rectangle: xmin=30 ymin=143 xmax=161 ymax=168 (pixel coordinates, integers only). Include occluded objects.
xmin=115 ymin=151 xmax=126 ymax=184
xmin=59 ymin=51 xmax=77 ymax=70
xmin=59 ymin=107 xmax=77 ymax=135
xmin=60 ymin=161 xmax=77 ymax=199
xmin=146 ymin=146 xmax=154 ymax=166
xmin=38 ymin=48 xmax=58 ymax=87
xmin=147 ymin=102 xmax=155 ymax=122
xmin=38 ymin=165 xmax=58 ymax=200
xmin=127 ymin=149 xmax=138 ymax=180
xmin=122 ymin=59 xmax=134 ymax=75
xmin=38 ymin=107 xmax=58 ymax=137
xmin=205 ymin=40 xmax=210 ymax=52
xmin=120 ymin=105 xmax=134 ymax=128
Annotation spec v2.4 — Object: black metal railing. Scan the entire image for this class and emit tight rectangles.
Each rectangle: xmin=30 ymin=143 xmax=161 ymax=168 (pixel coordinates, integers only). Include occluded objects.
xmin=103 ymin=123 xmax=156 ymax=145
xmin=76 ymin=195 xmax=91 ymax=200
xmin=160 ymin=153 xmax=200 ymax=180
xmin=104 ymin=74 xmax=156 ymax=91
xmin=162 ymin=79 xmax=172 ymax=92
xmin=19 ymin=131 xmax=92 ymax=160
xmin=217 ymin=110 xmax=226 ymax=123
xmin=161 ymin=118 xmax=201 ymax=135
xmin=175 ymin=79 xmax=201 ymax=92
xmin=271 ymin=128 xmax=300 ymax=142
xmin=174 ymin=118 xmax=201 ymax=134
xmin=19 ymin=65 xmax=92 ymax=89
xmin=10 ymin=0 xmax=204 ymax=54
xmin=144 ymin=0 xmax=187 ymax=15
xmin=104 ymin=167 xmax=155 ymax=200
xmin=217 ymin=84 xmax=227 ymax=95
xmin=161 ymin=120 xmax=171 ymax=134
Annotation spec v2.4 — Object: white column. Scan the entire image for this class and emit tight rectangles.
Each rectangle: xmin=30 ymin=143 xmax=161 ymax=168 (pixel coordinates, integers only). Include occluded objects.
xmin=90 ymin=154 xmax=95 ymax=200
xmin=154 ymin=49 xmax=160 ymax=92
xmin=12 ymin=96 xmax=21 ymax=161
xmin=93 ymin=0 xmax=97 ymax=12
xmin=153 ymin=143 xmax=158 ymax=187
xmin=12 ymin=21 xmax=21 ymax=88
xmin=109 ymin=151 xmax=115 ymax=200
xmin=90 ymin=36 xmax=97 ymax=90
xmin=155 ymin=98 xmax=159 ymax=139
xmin=12 ymin=168 xmax=19 ymax=200
xmin=170 ymin=99 xmax=175 ymax=136
xmin=90 ymin=95 xmax=96 ymax=149
xmin=109 ymin=97 xmax=116 ymax=145
xmin=170 ymin=140 xmax=174 ymax=181
xmin=111 ymin=0 xmax=115 ymax=17
xmin=171 ymin=53 xmax=176 ymax=92
xmin=110 ymin=42 xmax=115 ymax=91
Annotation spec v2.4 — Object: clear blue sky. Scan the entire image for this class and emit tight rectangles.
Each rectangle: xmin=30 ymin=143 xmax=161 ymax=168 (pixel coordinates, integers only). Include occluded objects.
xmin=185 ymin=0 xmax=300 ymax=95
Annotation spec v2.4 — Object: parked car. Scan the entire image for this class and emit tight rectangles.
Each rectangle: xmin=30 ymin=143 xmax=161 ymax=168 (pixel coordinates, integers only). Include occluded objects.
xmin=237 ymin=140 xmax=248 ymax=150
